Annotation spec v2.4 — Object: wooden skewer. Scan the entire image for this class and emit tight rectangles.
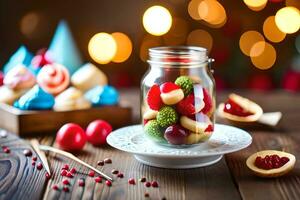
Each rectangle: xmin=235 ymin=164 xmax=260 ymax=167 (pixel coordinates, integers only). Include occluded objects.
xmin=39 ymin=145 xmax=113 ymax=181
xmin=30 ymin=139 xmax=51 ymax=176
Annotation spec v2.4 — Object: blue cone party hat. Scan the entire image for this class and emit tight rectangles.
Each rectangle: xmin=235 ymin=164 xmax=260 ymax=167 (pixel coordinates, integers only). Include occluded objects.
xmin=3 ymin=46 xmax=33 ymax=74
xmin=48 ymin=20 xmax=83 ymax=75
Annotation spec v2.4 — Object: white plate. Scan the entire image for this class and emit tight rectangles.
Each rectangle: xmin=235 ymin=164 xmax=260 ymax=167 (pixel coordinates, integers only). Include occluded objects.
xmin=107 ymin=124 xmax=252 ymax=169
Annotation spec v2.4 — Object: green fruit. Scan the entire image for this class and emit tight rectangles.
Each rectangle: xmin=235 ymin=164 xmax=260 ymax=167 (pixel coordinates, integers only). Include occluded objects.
xmin=144 ymin=120 xmax=164 ymax=142
xmin=157 ymin=106 xmax=178 ymax=127
xmin=175 ymin=76 xmax=193 ymax=96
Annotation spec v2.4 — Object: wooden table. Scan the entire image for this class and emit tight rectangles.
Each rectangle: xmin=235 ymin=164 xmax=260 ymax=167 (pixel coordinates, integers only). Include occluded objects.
xmin=1 ymin=89 xmax=300 ymax=200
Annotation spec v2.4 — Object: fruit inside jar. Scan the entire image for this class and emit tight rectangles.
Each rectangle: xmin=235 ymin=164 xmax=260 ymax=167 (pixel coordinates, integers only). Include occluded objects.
xmin=142 ymin=75 xmax=215 ymax=146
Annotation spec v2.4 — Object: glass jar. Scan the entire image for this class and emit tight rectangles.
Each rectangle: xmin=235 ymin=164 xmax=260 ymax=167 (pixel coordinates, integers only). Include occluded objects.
xmin=141 ymin=46 xmax=216 ymax=147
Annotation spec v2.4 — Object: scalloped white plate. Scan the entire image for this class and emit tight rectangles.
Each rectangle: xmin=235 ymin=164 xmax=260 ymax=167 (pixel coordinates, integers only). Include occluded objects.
xmin=107 ymin=124 xmax=252 ymax=168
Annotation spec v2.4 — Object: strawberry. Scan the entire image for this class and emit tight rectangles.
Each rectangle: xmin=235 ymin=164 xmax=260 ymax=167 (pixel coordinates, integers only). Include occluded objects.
xmin=146 ymin=84 xmax=163 ymax=110
xmin=204 ymin=124 xmax=214 ymax=132
xmin=160 ymin=82 xmax=180 ymax=93
xmin=201 ymin=88 xmax=212 ymax=114
xmin=177 ymin=94 xmax=196 ymax=116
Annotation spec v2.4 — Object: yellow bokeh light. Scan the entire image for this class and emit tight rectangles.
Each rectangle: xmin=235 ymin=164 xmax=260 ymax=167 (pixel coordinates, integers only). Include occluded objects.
xmin=243 ymin=0 xmax=267 ymax=11
xmin=263 ymin=16 xmax=286 ymax=43
xmin=163 ymin=18 xmax=189 ymax=45
xmin=250 ymin=41 xmax=277 ymax=70
xmin=275 ymin=7 xmax=300 ymax=34
xmin=187 ymin=29 xmax=213 ymax=52
xmin=20 ymin=12 xmax=40 ymax=38
xmin=143 ymin=6 xmax=172 ymax=36
xmin=111 ymin=32 xmax=133 ymax=63
xmin=140 ymin=35 xmax=163 ymax=61
xmin=198 ymin=0 xmax=227 ymax=27
xmin=188 ymin=0 xmax=203 ymax=20
xmin=88 ymin=32 xmax=117 ymax=64
xmin=239 ymin=31 xmax=265 ymax=56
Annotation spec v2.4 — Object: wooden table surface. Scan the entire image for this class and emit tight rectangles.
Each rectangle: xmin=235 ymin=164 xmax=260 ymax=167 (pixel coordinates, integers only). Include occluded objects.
xmin=1 ymin=89 xmax=300 ymax=200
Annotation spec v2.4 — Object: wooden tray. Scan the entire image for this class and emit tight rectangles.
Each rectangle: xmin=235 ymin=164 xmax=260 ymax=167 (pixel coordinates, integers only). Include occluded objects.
xmin=0 ymin=103 xmax=132 ymax=136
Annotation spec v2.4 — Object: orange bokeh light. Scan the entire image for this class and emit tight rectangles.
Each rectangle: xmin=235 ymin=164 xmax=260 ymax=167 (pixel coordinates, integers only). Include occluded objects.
xmin=187 ymin=29 xmax=213 ymax=52
xmin=239 ymin=31 xmax=265 ymax=56
xmin=111 ymin=32 xmax=133 ymax=63
xmin=250 ymin=41 xmax=277 ymax=70
xmin=263 ymin=16 xmax=286 ymax=43
xmin=198 ymin=0 xmax=227 ymax=27
xmin=188 ymin=0 xmax=203 ymax=20
xmin=243 ymin=0 xmax=268 ymax=11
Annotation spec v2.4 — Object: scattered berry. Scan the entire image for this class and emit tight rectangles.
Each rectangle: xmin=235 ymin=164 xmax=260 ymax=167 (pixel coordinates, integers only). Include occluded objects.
xmin=151 ymin=181 xmax=159 ymax=188
xmin=45 ymin=172 xmax=51 ymax=180
xmin=111 ymin=169 xmax=119 ymax=174
xmin=86 ymin=120 xmax=112 ymax=145
xmin=37 ymin=163 xmax=43 ymax=170
xmin=161 ymin=197 xmax=167 ymax=200
xmin=128 ymin=178 xmax=135 ymax=185
xmin=62 ymin=164 xmax=69 ymax=170
xmin=63 ymin=186 xmax=69 ymax=192
xmin=61 ymin=170 xmax=68 ymax=176
xmin=157 ymin=106 xmax=178 ymax=127
xmin=97 ymin=160 xmax=105 ymax=166
xmin=144 ymin=193 xmax=150 ymax=197
xmin=23 ymin=149 xmax=32 ymax=157
xmin=144 ymin=182 xmax=151 ymax=187
xmin=2 ymin=146 xmax=10 ymax=154
xmin=32 ymin=161 xmax=36 ymax=166
xmin=52 ymin=185 xmax=59 ymax=190
xmin=95 ymin=176 xmax=102 ymax=183
xmin=105 ymin=180 xmax=112 ymax=187
xmin=70 ymin=168 xmax=76 ymax=174
xmin=117 ymin=173 xmax=124 ymax=178
xmin=139 ymin=177 xmax=146 ymax=182
xmin=62 ymin=179 xmax=70 ymax=185
xmin=104 ymin=158 xmax=112 ymax=164
xmin=78 ymin=178 xmax=85 ymax=187
xmin=32 ymin=156 xmax=37 ymax=161
xmin=146 ymin=84 xmax=163 ymax=111
xmin=66 ymin=172 xmax=74 ymax=178
xmin=88 ymin=170 xmax=95 ymax=177
xmin=255 ymin=154 xmax=290 ymax=170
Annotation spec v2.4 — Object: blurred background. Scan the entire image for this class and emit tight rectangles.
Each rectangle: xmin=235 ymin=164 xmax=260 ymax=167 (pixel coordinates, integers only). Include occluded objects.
xmin=0 ymin=0 xmax=299 ymax=91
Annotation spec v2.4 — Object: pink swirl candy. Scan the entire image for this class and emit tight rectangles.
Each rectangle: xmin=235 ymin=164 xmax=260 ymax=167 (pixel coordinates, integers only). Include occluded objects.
xmin=4 ymin=64 xmax=36 ymax=90
xmin=37 ymin=63 xmax=70 ymax=95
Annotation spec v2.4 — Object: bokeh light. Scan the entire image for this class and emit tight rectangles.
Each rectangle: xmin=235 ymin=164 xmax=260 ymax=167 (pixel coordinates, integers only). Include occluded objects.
xmin=275 ymin=7 xmax=300 ymax=34
xmin=243 ymin=0 xmax=267 ymax=11
xmin=187 ymin=29 xmax=213 ymax=52
xmin=20 ymin=12 xmax=40 ymax=38
xmin=263 ymin=16 xmax=286 ymax=43
xmin=140 ymin=35 xmax=163 ymax=61
xmin=295 ymin=35 xmax=300 ymax=54
xmin=286 ymin=0 xmax=300 ymax=10
xmin=143 ymin=6 xmax=172 ymax=36
xmin=188 ymin=0 xmax=203 ymax=20
xmin=239 ymin=31 xmax=265 ymax=56
xmin=250 ymin=41 xmax=277 ymax=70
xmin=198 ymin=0 xmax=227 ymax=27
xmin=111 ymin=32 xmax=133 ymax=63
xmin=163 ymin=18 xmax=189 ymax=45
xmin=88 ymin=32 xmax=117 ymax=64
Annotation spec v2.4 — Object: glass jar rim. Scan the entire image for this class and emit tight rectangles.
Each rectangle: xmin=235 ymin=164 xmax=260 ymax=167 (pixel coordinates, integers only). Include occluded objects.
xmin=148 ymin=46 xmax=209 ymax=67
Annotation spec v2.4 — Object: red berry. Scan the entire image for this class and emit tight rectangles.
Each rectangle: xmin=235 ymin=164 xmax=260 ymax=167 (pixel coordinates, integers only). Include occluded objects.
xmin=37 ymin=163 xmax=43 ymax=170
xmin=111 ymin=169 xmax=119 ymax=174
xmin=151 ymin=181 xmax=159 ymax=188
xmin=66 ymin=172 xmax=73 ymax=178
xmin=63 ymin=179 xmax=70 ymax=185
xmin=70 ymin=168 xmax=76 ymax=174
xmin=144 ymin=193 xmax=150 ymax=197
xmin=204 ymin=124 xmax=214 ymax=132
xmin=144 ymin=182 xmax=151 ymax=187
xmin=201 ymin=88 xmax=212 ymax=114
xmin=32 ymin=161 xmax=36 ymax=166
xmin=3 ymin=146 xmax=10 ymax=154
xmin=95 ymin=176 xmax=102 ymax=183
xmin=164 ymin=125 xmax=189 ymax=145
xmin=97 ymin=160 xmax=105 ymax=166
xmin=128 ymin=178 xmax=135 ymax=185
xmin=105 ymin=180 xmax=112 ymax=187
xmin=117 ymin=173 xmax=124 ymax=178
xmin=146 ymin=84 xmax=163 ymax=111
xmin=61 ymin=170 xmax=68 ymax=176
xmin=88 ymin=170 xmax=95 ymax=177
xmin=45 ymin=172 xmax=51 ymax=180
xmin=86 ymin=120 xmax=112 ymax=145
xmin=160 ymin=82 xmax=180 ymax=93
xmin=52 ymin=184 xmax=59 ymax=190
xmin=56 ymin=123 xmax=87 ymax=151
xmin=32 ymin=156 xmax=37 ymax=161
xmin=23 ymin=149 xmax=32 ymax=157
xmin=104 ymin=158 xmax=112 ymax=164
xmin=177 ymin=94 xmax=198 ymax=116
xmin=62 ymin=164 xmax=69 ymax=170
xmin=78 ymin=179 xmax=85 ymax=187
xmin=63 ymin=186 xmax=69 ymax=192
xmin=139 ymin=177 xmax=146 ymax=182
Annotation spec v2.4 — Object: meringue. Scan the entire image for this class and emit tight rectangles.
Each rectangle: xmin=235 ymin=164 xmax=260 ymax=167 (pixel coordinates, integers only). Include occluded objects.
xmin=14 ymin=85 xmax=55 ymax=110
xmin=71 ymin=63 xmax=108 ymax=91
xmin=4 ymin=64 xmax=36 ymax=90
xmin=85 ymin=85 xmax=119 ymax=106
xmin=0 ymin=86 xmax=26 ymax=105
xmin=54 ymin=87 xmax=91 ymax=111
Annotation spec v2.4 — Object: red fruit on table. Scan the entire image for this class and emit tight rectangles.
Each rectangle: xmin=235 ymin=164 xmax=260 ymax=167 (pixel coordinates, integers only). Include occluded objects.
xmin=86 ymin=120 xmax=112 ymax=145
xmin=164 ymin=125 xmax=189 ymax=145
xmin=56 ymin=123 xmax=86 ymax=151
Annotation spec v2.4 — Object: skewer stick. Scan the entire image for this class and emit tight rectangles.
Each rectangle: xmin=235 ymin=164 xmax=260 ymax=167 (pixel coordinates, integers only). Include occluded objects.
xmin=30 ymin=139 xmax=51 ymax=175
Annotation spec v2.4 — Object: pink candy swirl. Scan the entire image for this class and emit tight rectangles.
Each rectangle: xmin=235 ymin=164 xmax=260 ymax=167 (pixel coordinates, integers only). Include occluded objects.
xmin=37 ymin=63 xmax=70 ymax=95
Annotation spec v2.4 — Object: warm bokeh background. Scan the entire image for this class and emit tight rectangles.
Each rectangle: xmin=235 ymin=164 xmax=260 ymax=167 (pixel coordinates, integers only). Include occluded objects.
xmin=0 ymin=0 xmax=299 ymax=91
